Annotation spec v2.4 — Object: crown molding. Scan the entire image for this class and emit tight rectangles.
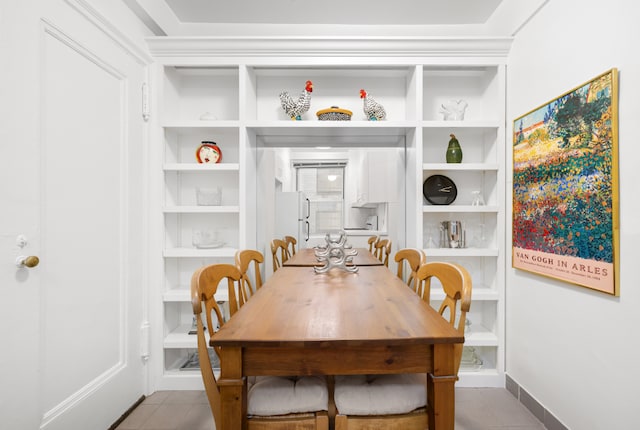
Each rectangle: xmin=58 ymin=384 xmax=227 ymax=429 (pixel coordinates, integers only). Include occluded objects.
xmin=146 ymin=36 xmax=513 ymax=59
xmin=66 ymin=0 xmax=153 ymax=65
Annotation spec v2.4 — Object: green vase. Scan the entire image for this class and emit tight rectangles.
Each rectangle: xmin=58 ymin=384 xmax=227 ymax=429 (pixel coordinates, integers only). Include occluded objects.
xmin=446 ymin=133 xmax=463 ymax=163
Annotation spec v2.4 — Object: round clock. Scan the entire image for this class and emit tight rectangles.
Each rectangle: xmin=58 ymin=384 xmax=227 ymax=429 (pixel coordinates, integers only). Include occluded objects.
xmin=196 ymin=141 xmax=222 ymax=164
xmin=423 ymin=174 xmax=457 ymax=205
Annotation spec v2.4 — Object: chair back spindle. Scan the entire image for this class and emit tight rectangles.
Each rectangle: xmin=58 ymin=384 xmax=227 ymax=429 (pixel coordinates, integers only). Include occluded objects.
xmin=284 ymin=235 xmax=297 ymax=256
xmin=367 ymin=235 xmax=379 ymax=253
xmin=394 ymin=248 xmax=426 ymax=291
xmin=270 ymin=238 xmax=291 ymax=272
xmin=235 ymin=249 xmax=264 ymax=306
xmin=374 ymin=238 xmax=392 ymax=267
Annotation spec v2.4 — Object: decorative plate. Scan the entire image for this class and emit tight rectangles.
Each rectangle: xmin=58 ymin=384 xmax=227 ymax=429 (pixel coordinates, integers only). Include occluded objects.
xmin=423 ymin=174 xmax=457 ymax=205
xmin=196 ymin=141 xmax=222 ymax=163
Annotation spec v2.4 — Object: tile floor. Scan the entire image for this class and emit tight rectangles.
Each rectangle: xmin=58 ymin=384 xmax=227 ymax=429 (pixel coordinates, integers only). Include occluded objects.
xmin=114 ymin=388 xmax=547 ymax=430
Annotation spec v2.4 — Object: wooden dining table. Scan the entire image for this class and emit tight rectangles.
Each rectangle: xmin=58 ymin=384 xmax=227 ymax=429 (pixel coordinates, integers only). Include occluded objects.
xmin=210 ymin=264 xmax=463 ymax=430
xmin=283 ymin=246 xmax=383 ymax=267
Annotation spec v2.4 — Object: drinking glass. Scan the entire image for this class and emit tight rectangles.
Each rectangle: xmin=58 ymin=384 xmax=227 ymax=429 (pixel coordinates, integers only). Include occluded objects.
xmin=471 ymin=190 xmax=485 ymax=206
xmin=468 ymin=223 xmax=486 ymax=248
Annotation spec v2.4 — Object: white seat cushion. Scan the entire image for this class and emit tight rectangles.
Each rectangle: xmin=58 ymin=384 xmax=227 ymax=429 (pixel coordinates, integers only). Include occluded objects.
xmin=247 ymin=375 xmax=328 ymax=416
xmin=334 ymin=374 xmax=427 ymax=416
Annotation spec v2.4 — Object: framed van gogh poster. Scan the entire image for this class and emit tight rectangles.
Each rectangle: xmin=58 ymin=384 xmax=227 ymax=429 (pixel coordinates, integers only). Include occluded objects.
xmin=512 ymin=69 xmax=619 ymax=295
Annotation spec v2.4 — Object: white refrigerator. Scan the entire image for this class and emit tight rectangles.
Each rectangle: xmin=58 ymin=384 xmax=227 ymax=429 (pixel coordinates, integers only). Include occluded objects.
xmin=275 ymin=191 xmax=310 ymax=248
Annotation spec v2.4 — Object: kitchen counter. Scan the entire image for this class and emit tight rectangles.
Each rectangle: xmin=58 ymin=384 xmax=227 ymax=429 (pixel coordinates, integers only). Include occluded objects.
xmin=342 ymin=229 xmax=387 ymax=236
xmin=307 ymin=230 xmax=387 ymax=249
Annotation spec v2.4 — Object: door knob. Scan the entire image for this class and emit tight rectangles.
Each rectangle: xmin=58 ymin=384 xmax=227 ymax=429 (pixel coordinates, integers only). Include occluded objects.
xmin=16 ymin=255 xmax=40 ymax=268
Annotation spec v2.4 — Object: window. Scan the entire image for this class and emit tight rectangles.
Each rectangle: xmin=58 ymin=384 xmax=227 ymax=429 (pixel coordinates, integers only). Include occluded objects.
xmin=295 ymin=162 xmax=345 ymax=234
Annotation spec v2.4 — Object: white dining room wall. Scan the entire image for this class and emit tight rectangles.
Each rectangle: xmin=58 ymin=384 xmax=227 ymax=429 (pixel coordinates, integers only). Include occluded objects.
xmin=506 ymin=0 xmax=640 ymax=429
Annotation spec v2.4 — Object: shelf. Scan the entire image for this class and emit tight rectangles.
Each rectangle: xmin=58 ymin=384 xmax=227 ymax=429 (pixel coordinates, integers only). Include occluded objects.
xmin=162 ymin=120 xmax=240 ymax=131
xmin=163 ymin=163 xmax=240 ymax=171
xmin=165 ymin=366 xmax=208 ymax=376
xmin=421 ymin=120 xmax=500 ymax=129
xmin=163 ymin=288 xmax=229 ymax=303
xmin=457 ymin=369 xmax=503 ymax=388
xmin=248 ymin=121 xmax=415 ymax=147
xmin=165 ymin=364 xmax=221 ymax=378
xmin=163 ymin=369 xmax=208 ymax=380
xmin=164 ymin=355 xmax=220 ymax=380
xmin=248 ymin=120 xmax=416 ymax=133
xmin=422 ymin=163 xmax=499 ymax=171
xmin=458 ymin=368 xmax=500 ymax=377
xmin=164 ymin=324 xmax=197 ymax=349
xmin=422 ymin=248 xmax=499 ymax=257
xmin=422 ymin=205 xmax=499 ymax=213
xmin=163 ymin=247 xmax=237 ymax=258
xmin=163 ymin=205 xmax=240 ymax=213
xmin=431 ymin=288 xmax=498 ymax=301
xmin=465 ymin=328 xmax=499 ymax=347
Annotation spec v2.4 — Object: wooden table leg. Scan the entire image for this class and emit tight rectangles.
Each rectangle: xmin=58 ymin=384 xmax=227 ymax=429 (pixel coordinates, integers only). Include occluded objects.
xmin=428 ymin=344 xmax=457 ymax=430
xmin=218 ymin=347 xmax=245 ymax=430
xmin=427 ymin=373 xmax=457 ymax=430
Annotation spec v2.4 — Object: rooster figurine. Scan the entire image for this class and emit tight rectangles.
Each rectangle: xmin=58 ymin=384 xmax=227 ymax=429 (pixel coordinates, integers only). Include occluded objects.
xmin=279 ymin=80 xmax=313 ymax=120
xmin=360 ymin=89 xmax=386 ymax=121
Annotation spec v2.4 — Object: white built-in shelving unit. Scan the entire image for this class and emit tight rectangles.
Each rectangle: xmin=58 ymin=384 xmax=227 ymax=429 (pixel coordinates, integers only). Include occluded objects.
xmin=147 ymin=36 xmax=510 ymax=390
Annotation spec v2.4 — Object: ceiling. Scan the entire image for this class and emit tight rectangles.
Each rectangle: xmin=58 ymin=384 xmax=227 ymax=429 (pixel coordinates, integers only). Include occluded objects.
xmin=162 ymin=0 xmax=503 ymax=26
xmin=128 ymin=0 xmax=546 ymax=37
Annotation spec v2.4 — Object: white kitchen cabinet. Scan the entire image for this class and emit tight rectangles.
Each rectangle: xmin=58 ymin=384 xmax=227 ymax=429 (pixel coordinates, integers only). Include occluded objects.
xmin=354 ymin=151 xmax=398 ymax=205
xmin=147 ymin=37 xmax=509 ymax=390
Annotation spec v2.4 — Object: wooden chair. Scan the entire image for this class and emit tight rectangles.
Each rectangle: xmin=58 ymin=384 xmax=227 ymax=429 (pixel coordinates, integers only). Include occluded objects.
xmin=271 ymin=238 xmax=291 ymax=272
xmin=334 ymin=261 xmax=472 ymax=429
xmin=394 ymin=248 xmax=426 ymax=292
xmin=414 ymin=261 xmax=472 ymax=371
xmin=367 ymin=235 xmax=379 ymax=253
xmin=191 ymin=263 xmax=330 ymax=430
xmin=284 ymin=235 xmax=298 ymax=256
xmin=373 ymin=238 xmax=392 ymax=267
xmin=234 ymin=249 xmax=264 ymax=307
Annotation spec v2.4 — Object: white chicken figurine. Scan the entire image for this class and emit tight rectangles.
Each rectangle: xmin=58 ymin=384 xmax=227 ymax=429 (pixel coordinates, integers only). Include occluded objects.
xmin=279 ymin=80 xmax=313 ymax=120
xmin=360 ymin=89 xmax=386 ymax=121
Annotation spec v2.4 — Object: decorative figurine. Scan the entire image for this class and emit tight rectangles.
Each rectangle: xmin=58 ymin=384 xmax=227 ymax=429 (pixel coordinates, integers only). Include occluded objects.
xmin=439 ymin=99 xmax=468 ymax=121
xmin=360 ymin=89 xmax=386 ymax=121
xmin=446 ymin=133 xmax=463 ymax=163
xmin=196 ymin=141 xmax=222 ymax=164
xmin=313 ymin=231 xmax=358 ymax=273
xmin=279 ymin=80 xmax=313 ymax=120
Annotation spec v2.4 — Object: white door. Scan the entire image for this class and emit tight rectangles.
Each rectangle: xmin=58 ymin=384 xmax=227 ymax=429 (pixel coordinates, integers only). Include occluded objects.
xmin=0 ymin=1 xmax=149 ymax=428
